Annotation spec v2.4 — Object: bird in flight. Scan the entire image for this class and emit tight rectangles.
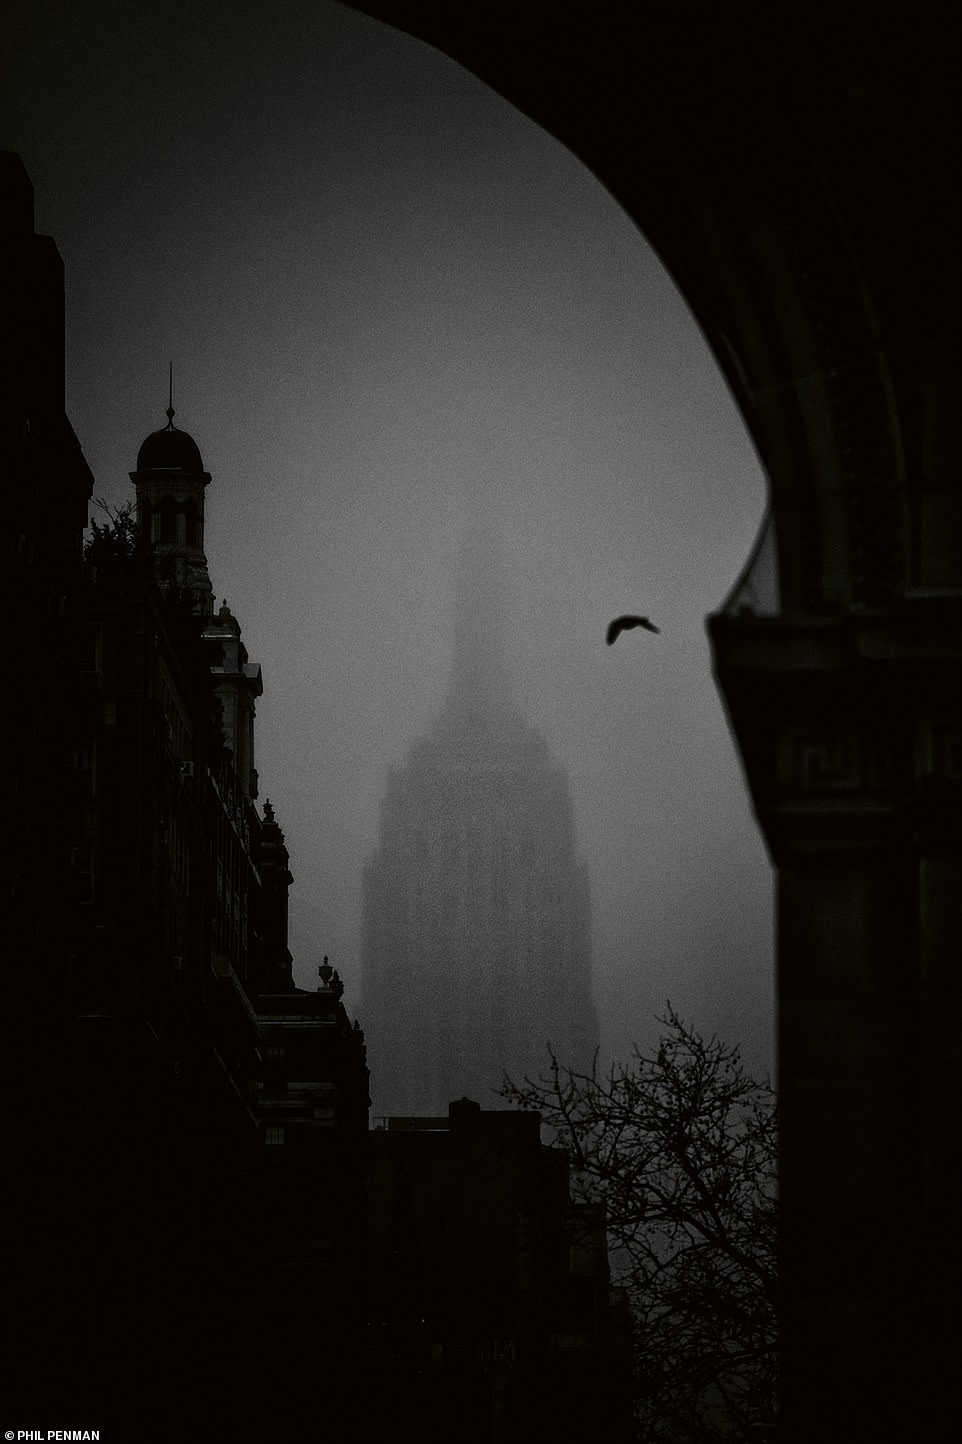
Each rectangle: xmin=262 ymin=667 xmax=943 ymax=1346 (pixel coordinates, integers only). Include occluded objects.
xmin=606 ymin=614 xmax=661 ymax=645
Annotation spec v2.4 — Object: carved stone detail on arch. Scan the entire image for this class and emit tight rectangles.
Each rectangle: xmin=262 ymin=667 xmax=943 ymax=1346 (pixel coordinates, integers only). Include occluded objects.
xmin=735 ymin=187 xmax=907 ymax=612
xmin=778 ymin=723 xmax=895 ymax=798
xmin=648 ymin=162 xmax=910 ymax=616
xmin=823 ymin=358 xmax=907 ymax=606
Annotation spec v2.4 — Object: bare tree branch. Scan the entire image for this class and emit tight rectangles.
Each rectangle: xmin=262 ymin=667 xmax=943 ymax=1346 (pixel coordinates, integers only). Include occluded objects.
xmin=501 ymin=1007 xmax=778 ymax=1441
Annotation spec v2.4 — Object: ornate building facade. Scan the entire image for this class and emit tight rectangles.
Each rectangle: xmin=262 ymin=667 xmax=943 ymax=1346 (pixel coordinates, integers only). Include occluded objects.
xmin=362 ymin=535 xmax=598 ymax=1115
xmin=5 ymin=152 xmax=370 ymax=1436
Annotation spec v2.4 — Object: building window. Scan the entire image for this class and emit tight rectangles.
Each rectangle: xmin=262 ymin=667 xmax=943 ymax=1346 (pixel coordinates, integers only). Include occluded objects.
xmin=71 ymin=844 xmax=95 ymax=905
xmin=79 ymin=623 xmax=102 ymax=676
xmin=159 ymin=496 xmax=177 ymax=545
xmin=265 ymin=1125 xmax=285 ymax=1147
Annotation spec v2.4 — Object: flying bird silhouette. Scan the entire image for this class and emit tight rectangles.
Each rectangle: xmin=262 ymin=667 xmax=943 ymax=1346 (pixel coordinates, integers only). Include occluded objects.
xmin=606 ymin=615 xmax=661 ymax=645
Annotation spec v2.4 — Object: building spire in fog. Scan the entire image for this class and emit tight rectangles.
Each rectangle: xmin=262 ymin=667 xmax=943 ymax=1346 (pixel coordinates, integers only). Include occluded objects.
xmin=446 ymin=526 xmax=516 ymax=717
xmin=361 ymin=532 xmax=599 ymax=1117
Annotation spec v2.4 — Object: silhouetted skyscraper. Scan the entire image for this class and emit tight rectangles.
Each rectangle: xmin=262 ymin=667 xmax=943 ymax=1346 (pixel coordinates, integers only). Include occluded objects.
xmin=362 ymin=532 xmax=598 ymax=1115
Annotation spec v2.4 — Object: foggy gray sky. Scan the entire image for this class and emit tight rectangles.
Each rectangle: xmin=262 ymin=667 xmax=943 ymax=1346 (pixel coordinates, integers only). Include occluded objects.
xmin=5 ymin=0 xmax=775 ymax=1077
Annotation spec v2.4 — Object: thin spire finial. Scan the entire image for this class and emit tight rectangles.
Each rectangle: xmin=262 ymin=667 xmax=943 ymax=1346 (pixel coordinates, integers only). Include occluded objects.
xmin=165 ymin=362 xmax=175 ymax=427
xmin=447 ymin=526 xmax=515 ymax=714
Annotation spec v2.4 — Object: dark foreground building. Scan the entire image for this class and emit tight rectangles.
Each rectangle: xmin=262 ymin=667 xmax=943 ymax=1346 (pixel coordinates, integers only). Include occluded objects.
xmin=365 ymin=1099 xmax=633 ymax=1443
xmin=361 ymin=533 xmax=599 ymax=1115
xmin=5 ymin=151 xmax=370 ymax=1438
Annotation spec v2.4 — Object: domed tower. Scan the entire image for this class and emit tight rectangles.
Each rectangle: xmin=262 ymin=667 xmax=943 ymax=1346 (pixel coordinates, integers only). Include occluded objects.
xmin=129 ymin=393 xmax=214 ymax=619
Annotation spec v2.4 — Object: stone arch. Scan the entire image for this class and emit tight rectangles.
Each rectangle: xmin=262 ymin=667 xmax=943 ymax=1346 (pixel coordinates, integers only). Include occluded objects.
xmin=344 ymin=10 xmax=961 ymax=1440
xmin=347 ymin=6 xmax=958 ymax=614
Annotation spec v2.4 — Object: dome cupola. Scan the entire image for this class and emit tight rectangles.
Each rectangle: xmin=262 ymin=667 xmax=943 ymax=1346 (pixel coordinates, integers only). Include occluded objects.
xmin=135 ymin=403 xmax=209 ymax=478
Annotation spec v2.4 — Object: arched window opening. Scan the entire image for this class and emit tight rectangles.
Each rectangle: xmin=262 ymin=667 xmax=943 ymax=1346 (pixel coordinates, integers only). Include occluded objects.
xmin=159 ymin=497 xmax=177 ymax=546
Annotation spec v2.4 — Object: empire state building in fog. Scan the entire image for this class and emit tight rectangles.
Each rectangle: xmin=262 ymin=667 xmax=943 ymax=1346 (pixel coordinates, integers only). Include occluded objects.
xmin=361 ymin=534 xmax=599 ymax=1116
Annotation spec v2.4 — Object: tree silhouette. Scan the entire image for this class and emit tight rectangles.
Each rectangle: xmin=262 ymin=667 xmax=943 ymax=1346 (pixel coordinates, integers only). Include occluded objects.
xmin=84 ymin=497 xmax=139 ymax=569
xmin=83 ymin=496 xmax=215 ymax=703
xmin=501 ymin=1008 xmax=777 ymax=1442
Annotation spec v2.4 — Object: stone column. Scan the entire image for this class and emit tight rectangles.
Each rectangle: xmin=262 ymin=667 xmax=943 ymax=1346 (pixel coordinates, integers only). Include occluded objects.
xmin=709 ymin=603 xmax=961 ymax=1440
